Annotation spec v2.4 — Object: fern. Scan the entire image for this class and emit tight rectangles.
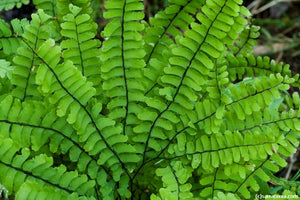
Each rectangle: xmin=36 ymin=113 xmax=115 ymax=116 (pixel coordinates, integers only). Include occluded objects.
xmin=0 ymin=0 xmax=300 ymax=199
xmin=0 ymin=60 xmax=13 ymax=79
xmin=0 ymin=0 xmax=30 ymax=11
xmin=0 ymin=18 xmax=28 ymax=58
xmin=60 ymin=2 xmax=101 ymax=92
xmin=33 ymin=0 xmax=58 ymax=17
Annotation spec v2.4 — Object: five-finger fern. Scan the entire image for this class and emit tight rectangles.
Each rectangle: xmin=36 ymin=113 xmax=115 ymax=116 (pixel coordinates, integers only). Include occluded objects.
xmin=0 ymin=0 xmax=300 ymax=199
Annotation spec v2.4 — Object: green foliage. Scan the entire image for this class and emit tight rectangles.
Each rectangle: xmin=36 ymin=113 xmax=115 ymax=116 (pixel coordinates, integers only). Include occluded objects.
xmin=0 ymin=18 xmax=28 ymax=58
xmin=33 ymin=0 xmax=58 ymax=17
xmin=0 ymin=0 xmax=299 ymax=199
xmin=0 ymin=59 xmax=13 ymax=79
xmin=0 ymin=0 xmax=30 ymax=11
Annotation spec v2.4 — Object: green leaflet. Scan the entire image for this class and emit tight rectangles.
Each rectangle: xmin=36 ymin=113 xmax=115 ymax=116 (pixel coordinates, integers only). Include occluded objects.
xmin=57 ymin=0 xmax=93 ymax=22
xmin=0 ymin=18 xmax=28 ymax=57
xmin=213 ymin=192 xmax=239 ymax=200
xmin=0 ymin=0 xmax=300 ymax=199
xmin=0 ymin=0 xmax=29 ymax=11
xmin=227 ymin=54 xmax=300 ymax=87
xmin=33 ymin=0 xmax=58 ymax=17
xmin=0 ymin=59 xmax=13 ymax=79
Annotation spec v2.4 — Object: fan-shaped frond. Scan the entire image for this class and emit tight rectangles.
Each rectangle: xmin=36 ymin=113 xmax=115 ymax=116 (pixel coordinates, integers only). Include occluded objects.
xmin=134 ymin=0 xmax=250 ymax=161
xmin=32 ymin=38 xmax=140 ymax=197
xmin=0 ymin=0 xmax=300 ymax=199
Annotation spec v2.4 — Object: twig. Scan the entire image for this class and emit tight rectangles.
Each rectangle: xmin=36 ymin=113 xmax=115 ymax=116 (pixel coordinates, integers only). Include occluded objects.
xmin=285 ymin=153 xmax=297 ymax=179
xmin=275 ymin=51 xmax=284 ymax=64
xmin=252 ymin=0 xmax=300 ymax=15
xmin=248 ymin=0 xmax=262 ymax=15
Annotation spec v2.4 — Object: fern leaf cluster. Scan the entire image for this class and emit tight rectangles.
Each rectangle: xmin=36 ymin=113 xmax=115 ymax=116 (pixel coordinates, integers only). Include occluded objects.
xmin=0 ymin=0 xmax=300 ymax=199
xmin=0 ymin=0 xmax=29 ymax=11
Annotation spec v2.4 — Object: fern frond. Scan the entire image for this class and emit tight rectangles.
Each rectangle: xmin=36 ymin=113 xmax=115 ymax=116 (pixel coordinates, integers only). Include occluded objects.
xmin=144 ymin=0 xmax=205 ymax=93
xmin=192 ymin=74 xmax=292 ymax=134
xmin=213 ymin=192 xmax=239 ymax=200
xmin=57 ymin=0 xmax=93 ymax=22
xmin=33 ymin=0 xmax=58 ymax=17
xmin=0 ymin=19 xmax=27 ymax=57
xmin=143 ymin=74 xmax=297 ymax=170
xmin=32 ymin=0 xmax=61 ymax=40
xmin=0 ymin=95 xmax=110 ymax=184
xmin=204 ymin=61 xmax=229 ymax=101
xmin=159 ymin=0 xmax=249 ymax=99
xmin=32 ymin=38 xmax=140 ymax=197
xmin=170 ymin=130 xmax=279 ymax=169
xmin=60 ymin=4 xmax=101 ymax=89
xmin=227 ymin=54 xmax=300 ymax=87
xmin=100 ymin=0 xmax=146 ymax=132
xmin=0 ymin=111 xmax=99 ymax=197
xmin=147 ymin=126 xmax=292 ymax=199
xmin=11 ymin=10 xmax=53 ymax=101
xmin=0 ymin=0 xmax=29 ymax=11
xmin=16 ymin=181 xmax=96 ymax=200
xmin=136 ymin=0 xmax=249 ymax=160
xmin=35 ymin=39 xmax=96 ymax=105
xmin=0 ymin=141 xmax=96 ymax=198
xmin=198 ymin=158 xmax=270 ymax=199
xmin=1 ymin=0 xmax=300 ymax=199
xmin=149 ymin=76 xmax=299 ymax=199
xmin=154 ymin=161 xmax=193 ymax=200
xmin=0 ymin=95 xmax=117 ymax=198
xmin=189 ymin=138 xmax=295 ymax=199
xmin=228 ymin=25 xmax=260 ymax=55
xmin=232 ymin=156 xmax=281 ymax=199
